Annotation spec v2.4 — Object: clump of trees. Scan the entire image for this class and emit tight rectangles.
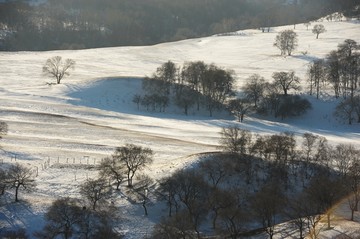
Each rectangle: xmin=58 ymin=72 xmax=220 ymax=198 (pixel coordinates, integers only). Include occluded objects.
xmin=306 ymin=39 xmax=360 ymax=124
xmin=35 ymin=197 xmax=122 ymax=239
xmin=152 ymin=128 xmax=359 ymax=238
xmin=137 ymin=61 xmax=235 ymax=117
xmin=137 ymin=61 xmax=312 ymax=121
xmin=240 ymin=72 xmax=311 ymax=120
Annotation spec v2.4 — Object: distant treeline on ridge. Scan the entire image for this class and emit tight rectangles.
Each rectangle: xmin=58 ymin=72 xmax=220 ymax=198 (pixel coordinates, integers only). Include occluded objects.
xmin=0 ymin=0 xmax=359 ymax=51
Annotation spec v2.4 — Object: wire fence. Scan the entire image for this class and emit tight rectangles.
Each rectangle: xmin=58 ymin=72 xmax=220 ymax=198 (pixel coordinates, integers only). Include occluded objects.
xmin=0 ymin=155 xmax=103 ymax=177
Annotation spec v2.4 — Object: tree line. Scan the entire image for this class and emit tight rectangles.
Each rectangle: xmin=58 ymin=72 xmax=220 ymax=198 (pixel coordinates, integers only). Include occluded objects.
xmin=152 ymin=126 xmax=360 ymax=239
xmin=0 ymin=0 xmax=358 ymax=50
xmin=136 ymin=60 xmax=312 ymax=120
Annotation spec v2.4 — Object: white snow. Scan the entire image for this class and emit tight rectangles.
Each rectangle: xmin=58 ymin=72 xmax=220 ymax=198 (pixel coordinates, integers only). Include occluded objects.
xmin=0 ymin=17 xmax=359 ymax=238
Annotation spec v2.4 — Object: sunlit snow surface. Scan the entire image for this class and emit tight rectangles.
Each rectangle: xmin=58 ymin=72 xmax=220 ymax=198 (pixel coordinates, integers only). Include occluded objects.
xmin=0 ymin=18 xmax=359 ymax=238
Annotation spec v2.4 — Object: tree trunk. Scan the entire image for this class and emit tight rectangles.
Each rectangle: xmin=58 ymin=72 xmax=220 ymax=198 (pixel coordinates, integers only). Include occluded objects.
xmin=15 ymin=184 xmax=20 ymax=202
xmin=143 ymin=200 xmax=148 ymax=216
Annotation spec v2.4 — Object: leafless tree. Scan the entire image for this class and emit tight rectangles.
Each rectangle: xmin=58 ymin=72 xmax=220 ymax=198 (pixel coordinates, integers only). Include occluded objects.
xmin=35 ymin=197 xmax=82 ymax=239
xmin=129 ymin=174 xmax=154 ymax=216
xmin=332 ymin=144 xmax=358 ymax=177
xmin=0 ymin=168 xmax=7 ymax=195
xmin=99 ymin=157 xmax=126 ymax=190
xmin=251 ymin=182 xmax=286 ymax=239
xmin=172 ymin=169 xmax=210 ymax=237
xmin=325 ymin=50 xmax=341 ymax=98
xmin=227 ymin=98 xmax=252 ymax=122
xmin=43 ymin=56 xmax=75 ymax=84
xmin=35 ymin=197 xmax=122 ymax=239
xmin=334 ymin=98 xmax=355 ymax=125
xmin=216 ymin=188 xmax=248 ymax=238
xmin=7 ymin=163 xmax=36 ymax=202
xmin=199 ymin=157 xmax=228 ymax=189
xmin=286 ymin=195 xmax=310 ymax=239
xmin=312 ymin=24 xmax=326 ymax=39
xmin=157 ymin=176 xmax=180 ymax=217
xmin=79 ymin=177 xmax=112 ymax=210
xmin=272 ymin=71 xmax=300 ymax=96
xmin=308 ymin=59 xmax=327 ymax=98
xmin=242 ymin=74 xmax=267 ymax=108
xmin=305 ymin=173 xmax=346 ymax=230
xmin=0 ymin=121 xmax=7 ymax=138
xmin=113 ymin=144 xmax=153 ymax=187
xmin=273 ymin=29 xmax=298 ymax=56
xmin=219 ymin=126 xmax=252 ymax=155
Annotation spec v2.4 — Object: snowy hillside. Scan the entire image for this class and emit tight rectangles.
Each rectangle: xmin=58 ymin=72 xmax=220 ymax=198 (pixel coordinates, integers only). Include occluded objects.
xmin=0 ymin=17 xmax=359 ymax=238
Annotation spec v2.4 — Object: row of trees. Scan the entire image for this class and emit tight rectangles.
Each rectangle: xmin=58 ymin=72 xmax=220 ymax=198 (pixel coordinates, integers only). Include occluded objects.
xmin=135 ymin=61 xmax=312 ymax=120
xmin=232 ymin=71 xmax=311 ymax=121
xmin=152 ymin=127 xmax=359 ymax=238
xmin=1 ymin=0 xmax=357 ymax=50
xmin=307 ymin=39 xmax=360 ymax=124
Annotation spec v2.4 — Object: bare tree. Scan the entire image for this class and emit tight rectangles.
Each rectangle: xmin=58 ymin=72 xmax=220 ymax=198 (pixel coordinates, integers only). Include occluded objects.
xmin=129 ymin=174 xmax=154 ymax=216
xmin=202 ymin=65 xmax=235 ymax=117
xmin=199 ymin=157 xmax=228 ymax=189
xmin=0 ymin=121 xmax=7 ymax=138
xmin=334 ymin=98 xmax=355 ymax=125
xmin=312 ymin=24 xmax=326 ymax=39
xmin=251 ymin=182 xmax=286 ymax=239
xmin=332 ymin=144 xmax=358 ymax=177
xmin=242 ymin=74 xmax=266 ymax=108
xmin=286 ymin=195 xmax=310 ymax=239
xmin=308 ymin=59 xmax=327 ymax=98
xmin=7 ymin=163 xmax=36 ymax=202
xmin=0 ymin=168 xmax=7 ymax=195
xmin=36 ymin=197 xmax=121 ymax=239
xmin=99 ymin=157 xmax=126 ymax=190
xmin=132 ymin=94 xmax=142 ymax=110
xmin=113 ymin=144 xmax=153 ymax=187
xmin=43 ymin=56 xmax=75 ymax=84
xmin=79 ymin=177 xmax=112 ymax=210
xmin=181 ymin=61 xmax=207 ymax=110
xmin=304 ymin=22 xmax=311 ymax=30
xmin=35 ymin=197 xmax=82 ymax=239
xmin=174 ymin=85 xmax=197 ymax=115
xmin=325 ymin=50 xmax=341 ymax=98
xmin=305 ymin=173 xmax=346 ymax=230
xmin=272 ymin=71 xmax=300 ymax=96
xmin=219 ymin=126 xmax=252 ymax=155
xmin=273 ymin=29 xmax=298 ymax=56
xmin=353 ymin=95 xmax=360 ymax=123
xmin=157 ymin=176 xmax=180 ymax=217
xmin=227 ymin=98 xmax=251 ymax=122
xmin=174 ymin=170 xmax=210 ymax=238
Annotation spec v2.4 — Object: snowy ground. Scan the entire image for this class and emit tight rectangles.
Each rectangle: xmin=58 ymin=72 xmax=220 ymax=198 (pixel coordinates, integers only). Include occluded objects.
xmin=0 ymin=17 xmax=359 ymax=238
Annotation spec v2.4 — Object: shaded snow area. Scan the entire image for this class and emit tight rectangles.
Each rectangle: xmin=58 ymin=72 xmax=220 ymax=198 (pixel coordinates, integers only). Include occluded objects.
xmin=0 ymin=17 xmax=359 ymax=238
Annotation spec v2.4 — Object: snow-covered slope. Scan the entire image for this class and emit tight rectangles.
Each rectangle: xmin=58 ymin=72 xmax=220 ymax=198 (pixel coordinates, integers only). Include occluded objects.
xmin=0 ymin=18 xmax=359 ymax=238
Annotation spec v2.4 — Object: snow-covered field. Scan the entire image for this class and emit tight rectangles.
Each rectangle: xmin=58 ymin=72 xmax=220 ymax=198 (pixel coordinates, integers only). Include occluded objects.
xmin=0 ymin=17 xmax=359 ymax=238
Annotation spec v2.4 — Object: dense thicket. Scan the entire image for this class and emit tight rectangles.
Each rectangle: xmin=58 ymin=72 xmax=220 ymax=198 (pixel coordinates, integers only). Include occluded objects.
xmin=0 ymin=0 xmax=358 ymax=50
